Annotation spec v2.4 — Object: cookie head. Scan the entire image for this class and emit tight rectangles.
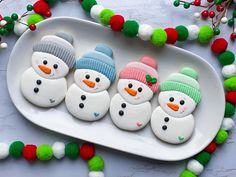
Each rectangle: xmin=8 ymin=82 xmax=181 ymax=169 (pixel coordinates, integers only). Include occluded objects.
xmin=117 ymin=79 xmax=153 ymax=105
xmin=158 ymin=91 xmax=197 ymax=118
xmin=32 ymin=52 xmax=69 ymax=79
xmin=74 ymin=69 xmax=111 ymax=93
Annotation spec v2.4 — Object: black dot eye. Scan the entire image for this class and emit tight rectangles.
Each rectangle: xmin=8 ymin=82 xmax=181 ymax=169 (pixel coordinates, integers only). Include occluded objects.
xmin=128 ymin=83 xmax=133 ymax=88
xmin=169 ymin=97 xmax=174 ymax=102
xmin=85 ymin=74 xmax=90 ymax=79
xmin=138 ymin=87 xmax=142 ymax=92
xmin=180 ymin=100 xmax=185 ymax=105
xmin=95 ymin=78 xmax=100 ymax=82
xmin=53 ymin=64 xmax=58 ymax=69
xmin=43 ymin=60 xmax=47 ymax=65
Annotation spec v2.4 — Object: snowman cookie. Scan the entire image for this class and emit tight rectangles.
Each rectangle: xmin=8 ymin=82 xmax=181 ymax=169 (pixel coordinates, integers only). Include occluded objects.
xmin=65 ymin=44 xmax=116 ymax=121
xmin=21 ymin=32 xmax=75 ymax=107
xmin=151 ymin=67 xmax=201 ymax=144
xmin=110 ymin=56 xmax=159 ymax=131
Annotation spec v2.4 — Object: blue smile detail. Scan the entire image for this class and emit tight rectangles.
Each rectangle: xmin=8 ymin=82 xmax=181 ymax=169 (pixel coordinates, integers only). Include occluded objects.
xmin=94 ymin=112 xmax=100 ymax=118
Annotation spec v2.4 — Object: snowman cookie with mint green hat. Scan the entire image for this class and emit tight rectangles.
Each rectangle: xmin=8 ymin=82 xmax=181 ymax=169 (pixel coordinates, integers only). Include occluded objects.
xmin=110 ymin=56 xmax=159 ymax=131
xmin=21 ymin=32 xmax=75 ymax=107
xmin=65 ymin=44 xmax=116 ymax=121
xmin=151 ymin=67 xmax=201 ymax=144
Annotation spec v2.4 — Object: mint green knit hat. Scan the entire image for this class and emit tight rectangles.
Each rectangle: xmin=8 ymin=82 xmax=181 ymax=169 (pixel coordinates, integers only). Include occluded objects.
xmin=160 ymin=67 xmax=201 ymax=103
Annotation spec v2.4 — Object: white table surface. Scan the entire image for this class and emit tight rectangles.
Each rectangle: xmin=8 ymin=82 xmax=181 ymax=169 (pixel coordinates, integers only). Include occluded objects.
xmin=0 ymin=0 xmax=235 ymax=177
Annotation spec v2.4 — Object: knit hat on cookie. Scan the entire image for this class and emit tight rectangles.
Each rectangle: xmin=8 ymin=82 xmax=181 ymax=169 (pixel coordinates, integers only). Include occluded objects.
xmin=160 ymin=67 xmax=201 ymax=103
xmin=33 ymin=32 xmax=75 ymax=69
xmin=119 ymin=56 xmax=159 ymax=93
xmin=76 ymin=44 xmax=116 ymax=81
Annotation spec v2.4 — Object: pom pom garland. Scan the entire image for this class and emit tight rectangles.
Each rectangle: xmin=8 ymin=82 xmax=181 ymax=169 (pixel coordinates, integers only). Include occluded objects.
xmin=27 ymin=14 xmax=44 ymax=25
xmin=224 ymin=102 xmax=235 ymax=117
xmin=52 ymin=142 xmax=65 ymax=159
xmin=36 ymin=144 xmax=53 ymax=161
xmin=22 ymin=144 xmax=37 ymax=161
xmin=187 ymin=159 xmax=204 ymax=175
xmin=225 ymin=91 xmax=236 ymax=105
xmin=109 ymin=15 xmax=125 ymax=32
xmin=194 ymin=151 xmax=211 ymax=166
xmin=9 ymin=141 xmax=24 ymax=158
xmin=180 ymin=170 xmax=197 ymax=177
xmin=65 ymin=142 xmax=80 ymax=159
xmin=90 ymin=5 xmax=104 ymax=21
xmin=187 ymin=25 xmax=200 ymax=40
xmin=204 ymin=142 xmax=217 ymax=154
xmin=198 ymin=25 xmax=214 ymax=44
xmin=99 ymin=9 xmax=114 ymax=26
xmin=224 ymin=77 xmax=236 ymax=91
xmin=123 ymin=20 xmax=139 ymax=38
xmin=218 ymin=51 xmax=235 ymax=66
xmin=211 ymin=38 xmax=228 ymax=54
xmin=138 ymin=24 xmax=153 ymax=41
xmin=80 ymin=143 xmax=95 ymax=160
xmin=151 ymin=28 xmax=167 ymax=46
xmin=175 ymin=25 xmax=189 ymax=41
xmin=215 ymin=129 xmax=229 ymax=144
xmin=221 ymin=118 xmax=235 ymax=131
xmin=88 ymin=155 xmax=105 ymax=171
xmin=0 ymin=143 xmax=9 ymax=159
xmin=33 ymin=0 xmax=51 ymax=17
xmin=81 ymin=0 xmax=97 ymax=12
xmin=165 ymin=28 xmax=178 ymax=44
xmin=89 ymin=171 xmax=105 ymax=177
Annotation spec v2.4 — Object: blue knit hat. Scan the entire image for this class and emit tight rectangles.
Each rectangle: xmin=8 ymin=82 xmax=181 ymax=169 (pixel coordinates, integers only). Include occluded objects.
xmin=76 ymin=44 xmax=116 ymax=81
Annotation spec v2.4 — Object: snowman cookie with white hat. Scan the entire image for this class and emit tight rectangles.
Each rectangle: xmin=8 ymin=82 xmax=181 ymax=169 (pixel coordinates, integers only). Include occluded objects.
xmin=110 ymin=56 xmax=159 ymax=131
xmin=65 ymin=44 xmax=116 ymax=121
xmin=21 ymin=32 xmax=75 ymax=107
xmin=151 ymin=67 xmax=201 ymax=144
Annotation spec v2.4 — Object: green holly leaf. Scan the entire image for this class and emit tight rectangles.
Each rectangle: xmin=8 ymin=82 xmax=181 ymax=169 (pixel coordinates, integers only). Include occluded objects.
xmin=151 ymin=78 xmax=157 ymax=84
xmin=146 ymin=75 xmax=152 ymax=82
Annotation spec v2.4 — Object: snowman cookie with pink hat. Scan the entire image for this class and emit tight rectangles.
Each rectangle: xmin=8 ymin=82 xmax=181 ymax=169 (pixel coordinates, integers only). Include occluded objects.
xmin=151 ymin=67 xmax=201 ymax=144
xmin=110 ymin=56 xmax=159 ymax=131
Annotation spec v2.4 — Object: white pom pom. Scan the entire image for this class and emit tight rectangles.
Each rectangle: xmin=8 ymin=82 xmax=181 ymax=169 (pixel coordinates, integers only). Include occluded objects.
xmin=0 ymin=43 xmax=8 ymax=49
xmin=187 ymin=159 xmax=204 ymax=175
xmin=193 ymin=12 xmax=200 ymax=19
xmin=187 ymin=25 xmax=200 ymax=40
xmin=52 ymin=142 xmax=65 ymax=159
xmin=222 ymin=64 xmax=236 ymax=78
xmin=138 ymin=24 xmax=153 ymax=41
xmin=0 ymin=20 xmax=7 ymax=27
xmin=14 ymin=21 xmax=28 ymax=36
xmin=90 ymin=5 xmax=105 ymax=21
xmin=89 ymin=171 xmax=104 ymax=177
xmin=0 ymin=143 xmax=9 ymax=159
xmin=221 ymin=118 xmax=235 ymax=131
xmin=221 ymin=17 xmax=228 ymax=24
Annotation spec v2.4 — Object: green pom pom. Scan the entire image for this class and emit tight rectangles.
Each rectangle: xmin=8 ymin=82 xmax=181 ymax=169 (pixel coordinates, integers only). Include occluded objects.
xmin=224 ymin=102 xmax=235 ymax=117
xmin=65 ymin=142 xmax=79 ymax=159
xmin=194 ymin=151 xmax=211 ymax=166
xmin=81 ymin=0 xmax=97 ymax=12
xmin=36 ymin=144 xmax=53 ymax=160
xmin=180 ymin=170 xmax=197 ymax=177
xmin=180 ymin=67 xmax=198 ymax=80
xmin=27 ymin=14 xmax=44 ymax=25
xmin=44 ymin=0 xmax=57 ymax=7
xmin=99 ymin=9 xmax=114 ymax=26
xmin=175 ymin=25 xmax=189 ymax=42
xmin=123 ymin=20 xmax=139 ymax=38
xmin=88 ymin=155 xmax=105 ymax=171
xmin=215 ymin=129 xmax=229 ymax=144
xmin=9 ymin=141 xmax=24 ymax=158
xmin=217 ymin=51 xmax=235 ymax=66
xmin=198 ymin=25 xmax=214 ymax=44
xmin=150 ymin=28 xmax=167 ymax=47
xmin=224 ymin=77 xmax=236 ymax=91
xmin=3 ymin=16 xmax=15 ymax=33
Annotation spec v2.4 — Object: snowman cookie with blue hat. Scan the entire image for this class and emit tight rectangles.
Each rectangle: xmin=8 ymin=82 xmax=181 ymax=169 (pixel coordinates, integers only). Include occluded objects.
xmin=21 ymin=32 xmax=76 ymax=107
xmin=151 ymin=67 xmax=201 ymax=144
xmin=65 ymin=44 xmax=116 ymax=121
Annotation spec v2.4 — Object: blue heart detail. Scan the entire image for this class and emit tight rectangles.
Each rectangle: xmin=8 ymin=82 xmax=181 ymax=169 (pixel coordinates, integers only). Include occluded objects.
xmin=94 ymin=112 xmax=100 ymax=117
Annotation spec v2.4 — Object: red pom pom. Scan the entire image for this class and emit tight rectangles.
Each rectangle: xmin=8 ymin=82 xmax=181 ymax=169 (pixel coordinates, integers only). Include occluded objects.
xmin=23 ymin=144 xmax=37 ymax=161
xmin=165 ymin=28 xmax=178 ymax=44
xmin=80 ymin=143 xmax=95 ymax=160
xmin=33 ymin=0 xmax=51 ymax=17
xmin=109 ymin=15 xmax=125 ymax=32
xmin=211 ymin=38 xmax=228 ymax=54
xmin=226 ymin=91 xmax=236 ymax=105
xmin=204 ymin=142 xmax=217 ymax=154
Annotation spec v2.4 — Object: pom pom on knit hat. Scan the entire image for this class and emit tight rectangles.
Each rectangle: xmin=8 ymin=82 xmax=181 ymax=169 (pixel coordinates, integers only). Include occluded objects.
xmin=119 ymin=56 xmax=159 ymax=93
xmin=33 ymin=32 xmax=76 ymax=69
xmin=160 ymin=67 xmax=201 ymax=103
xmin=76 ymin=44 xmax=116 ymax=81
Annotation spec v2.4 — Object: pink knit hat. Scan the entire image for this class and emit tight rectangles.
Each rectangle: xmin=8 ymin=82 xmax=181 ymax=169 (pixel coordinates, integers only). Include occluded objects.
xmin=119 ymin=56 xmax=159 ymax=93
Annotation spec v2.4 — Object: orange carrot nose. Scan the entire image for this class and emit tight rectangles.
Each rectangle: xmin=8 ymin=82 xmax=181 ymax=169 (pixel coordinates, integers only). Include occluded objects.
xmin=167 ymin=103 xmax=179 ymax=111
xmin=38 ymin=65 xmax=51 ymax=74
xmin=125 ymin=87 xmax=137 ymax=96
xmin=83 ymin=80 xmax=95 ymax=88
